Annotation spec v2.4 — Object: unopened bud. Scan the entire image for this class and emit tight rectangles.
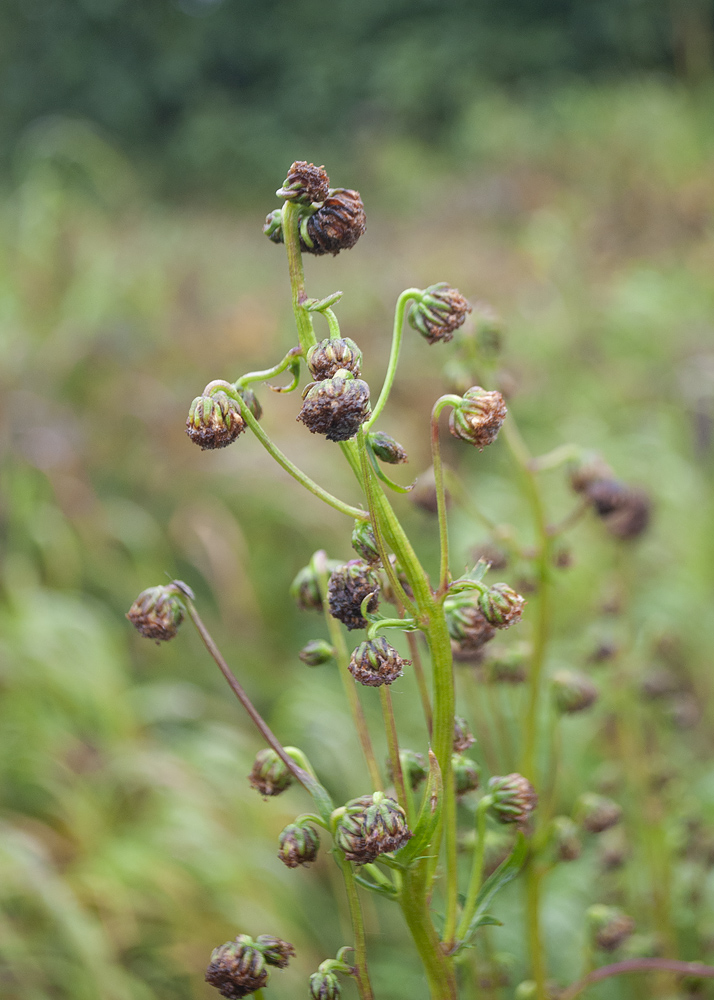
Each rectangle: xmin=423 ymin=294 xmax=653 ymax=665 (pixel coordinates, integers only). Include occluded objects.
xmin=351 ymin=520 xmax=380 ymax=563
xmin=348 ymin=637 xmax=408 ymax=687
xmin=249 ymin=749 xmax=293 ymax=797
xmin=206 ymin=936 xmax=268 ymax=998
xmin=578 ymin=793 xmax=622 ymax=833
xmin=327 ymin=560 xmax=379 ymax=631
xmin=453 ymin=716 xmax=475 ymax=753
xmin=310 ymin=970 xmax=341 ymax=1000
xmin=277 ymin=161 xmax=330 ymax=204
xmin=388 ymin=749 xmax=428 ymax=791
xmin=488 ymin=773 xmax=538 ymax=826
xmin=587 ymin=904 xmax=635 ymax=952
xmin=446 ymin=597 xmax=497 ymax=661
xmin=307 ymin=338 xmax=362 ymax=381
xmin=453 ymin=754 xmax=481 ymax=796
xmin=277 ymin=823 xmax=320 ymax=868
xmin=290 ymin=556 xmax=342 ymax=612
xmin=299 ymin=639 xmax=336 ymax=667
xmin=585 ymin=480 xmax=651 ymax=540
xmin=126 ymin=583 xmax=188 ymax=643
xmin=255 ymin=936 xmax=295 ymax=969
xmin=552 ymin=670 xmax=599 ymax=714
xmin=449 ymin=387 xmax=508 ymax=450
xmin=368 ymin=431 xmax=408 ymax=464
xmin=334 ymin=791 xmax=412 ymax=864
xmin=186 ymin=391 xmax=246 ymax=450
xmin=303 ymin=188 xmax=366 ymax=256
xmin=569 ymin=454 xmax=615 ymax=495
xmin=551 ymin=816 xmax=582 ymax=862
xmin=298 ymin=374 xmax=370 ymax=442
xmin=408 ymin=283 xmax=472 ymax=344
xmin=263 ymin=209 xmax=284 ymax=244
xmin=478 ymin=583 xmax=525 ymax=629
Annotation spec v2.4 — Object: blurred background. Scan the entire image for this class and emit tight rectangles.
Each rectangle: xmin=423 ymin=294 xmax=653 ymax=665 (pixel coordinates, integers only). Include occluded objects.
xmin=2 ymin=1 xmax=714 ymax=998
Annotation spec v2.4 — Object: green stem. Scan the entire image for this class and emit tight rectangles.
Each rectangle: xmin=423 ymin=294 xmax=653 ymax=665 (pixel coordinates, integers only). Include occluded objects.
xmin=407 ymin=631 xmax=433 ymax=737
xmin=337 ymin=853 xmax=375 ymax=1000
xmin=456 ymin=796 xmax=491 ymax=940
xmin=233 ymin=347 xmax=302 ymax=389
xmin=282 ymin=200 xmax=318 ymax=353
xmin=324 ymin=307 xmax=341 ymax=339
xmin=365 ymin=288 xmax=422 ymax=430
xmin=431 ymin=399 xmax=458 ymax=594
xmin=380 ymin=685 xmax=408 ymax=811
xmin=400 ymin=864 xmax=458 ymax=1000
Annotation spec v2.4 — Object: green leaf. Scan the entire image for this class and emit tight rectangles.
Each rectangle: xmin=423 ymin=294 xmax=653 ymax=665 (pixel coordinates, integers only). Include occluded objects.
xmin=398 ymin=750 xmax=442 ymax=867
xmin=466 ymin=832 xmax=527 ymax=941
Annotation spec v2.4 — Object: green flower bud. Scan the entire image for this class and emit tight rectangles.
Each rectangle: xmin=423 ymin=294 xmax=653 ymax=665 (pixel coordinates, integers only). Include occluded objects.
xmin=551 ymin=816 xmax=582 ymax=862
xmin=488 ymin=773 xmax=538 ymax=826
xmin=552 ymin=670 xmax=599 ymax=715
xmin=453 ymin=716 xmax=475 ymax=753
xmin=453 ymin=754 xmax=481 ymax=796
xmin=578 ymin=792 xmax=622 ymax=833
xmin=351 ymin=520 xmax=380 ymax=564
xmin=387 ymin=749 xmax=428 ymax=791
xmin=408 ymin=283 xmax=472 ymax=344
xmin=334 ymin=792 xmax=412 ymax=865
xmin=310 ymin=970 xmax=341 ymax=1000
xmin=126 ymin=583 xmax=189 ymax=643
xmin=327 ymin=560 xmax=379 ymax=631
xmin=307 ymin=338 xmax=362 ymax=381
xmin=303 ymin=188 xmax=366 ymax=256
xmin=205 ymin=936 xmax=268 ymax=998
xmin=478 ymin=583 xmax=526 ymax=630
xmin=186 ymin=391 xmax=246 ymax=450
xmin=449 ymin=387 xmax=507 ymax=450
xmin=348 ymin=637 xmax=409 ymax=687
xmin=290 ymin=555 xmax=342 ymax=612
xmin=298 ymin=374 xmax=370 ymax=442
xmin=249 ymin=749 xmax=293 ymax=797
xmin=255 ymin=936 xmax=295 ymax=969
xmin=277 ymin=822 xmax=320 ymax=868
xmin=587 ymin=904 xmax=635 ymax=952
xmin=263 ymin=209 xmax=284 ymax=244
xmin=368 ymin=431 xmax=408 ymax=465
xmin=298 ymin=639 xmax=336 ymax=667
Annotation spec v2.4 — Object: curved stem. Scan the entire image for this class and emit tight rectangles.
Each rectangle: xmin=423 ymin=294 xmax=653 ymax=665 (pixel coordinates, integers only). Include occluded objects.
xmin=233 ymin=347 xmax=302 ymax=389
xmin=365 ymin=288 xmax=422 ymax=430
xmin=336 ymin=853 xmax=375 ymax=1000
xmin=323 ymin=307 xmax=341 ymax=339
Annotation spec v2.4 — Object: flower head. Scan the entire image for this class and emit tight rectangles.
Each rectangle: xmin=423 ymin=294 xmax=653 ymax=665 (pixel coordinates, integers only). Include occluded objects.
xmin=488 ymin=773 xmax=538 ymax=826
xmin=327 ymin=560 xmax=379 ymax=630
xmin=186 ymin=391 xmax=246 ymax=450
xmin=277 ymin=161 xmax=330 ymax=204
xmin=348 ymin=637 xmax=409 ymax=687
xmin=126 ymin=583 xmax=189 ymax=643
xmin=307 ymin=338 xmax=362 ymax=381
xmin=334 ymin=792 xmax=412 ymax=864
xmin=297 ymin=374 xmax=370 ymax=442
xmin=277 ymin=823 xmax=320 ymax=868
xmin=248 ymin=749 xmax=293 ymax=797
xmin=205 ymin=937 xmax=268 ymax=999
xmin=409 ymin=283 xmax=472 ymax=344
xmin=449 ymin=387 xmax=507 ymax=450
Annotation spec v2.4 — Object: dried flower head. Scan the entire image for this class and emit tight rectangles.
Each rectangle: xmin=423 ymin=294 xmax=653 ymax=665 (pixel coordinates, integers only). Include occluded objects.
xmin=126 ymin=583 xmax=189 ymax=643
xmin=205 ymin=936 xmax=269 ymax=999
xmin=488 ymin=773 xmax=538 ymax=826
xmin=408 ymin=283 xmax=472 ymax=344
xmin=298 ymin=374 xmax=370 ymax=442
xmin=587 ymin=904 xmax=635 ymax=952
xmin=255 ymin=936 xmax=295 ymax=969
xmin=348 ymin=637 xmax=409 ymax=687
xmin=248 ymin=749 xmax=294 ymax=797
xmin=449 ymin=387 xmax=508 ymax=450
xmin=351 ymin=519 xmax=380 ymax=563
xmin=298 ymin=639 xmax=335 ymax=667
xmin=334 ymin=792 xmax=412 ymax=864
xmin=578 ymin=792 xmax=622 ymax=833
xmin=277 ymin=823 xmax=320 ymax=868
xmin=304 ymin=188 xmax=366 ymax=255
xmin=453 ymin=754 xmax=481 ymax=796
xmin=277 ymin=161 xmax=330 ymax=204
xmin=327 ymin=560 xmax=379 ymax=630
xmin=552 ymin=670 xmax=599 ymax=714
xmin=453 ymin=716 xmax=476 ymax=754
xmin=310 ymin=970 xmax=341 ymax=1000
xmin=368 ymin=431 xmax=409 ymax=464
xmin=307 ymin=338 xmax=362 ymax=381
xmin=478 ymin=583 xmax=526 ymax=629
xmin=186 ymin=391 xmax=246 ymax=450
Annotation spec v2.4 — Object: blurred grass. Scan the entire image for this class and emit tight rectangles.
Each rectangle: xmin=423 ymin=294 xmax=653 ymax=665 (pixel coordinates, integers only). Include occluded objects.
xmin=1 ymin=79 xmax=714 ymax=998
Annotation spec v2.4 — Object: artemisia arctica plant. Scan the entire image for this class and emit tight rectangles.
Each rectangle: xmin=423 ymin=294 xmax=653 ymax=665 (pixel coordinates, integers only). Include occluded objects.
xmin=127 ymin=162 xmax=658 ymax=1000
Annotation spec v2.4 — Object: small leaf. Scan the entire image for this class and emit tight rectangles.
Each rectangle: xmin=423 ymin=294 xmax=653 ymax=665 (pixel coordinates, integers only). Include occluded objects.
xmin=353 ymin=873 xmax=398 ymax=898
xmin=466 ymin=833 xmax=527 ymax=940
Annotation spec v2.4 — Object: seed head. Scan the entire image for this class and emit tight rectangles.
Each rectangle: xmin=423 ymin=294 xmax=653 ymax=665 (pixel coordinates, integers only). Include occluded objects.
xmin=277 ymin=161 xmax=330 ymax=204
xmin=368 ymin=431 xmax=409 ymax=464
xmin=299 ymin=639 xmax=335 ymax=667
xmin=449 ymin=387 xmax=507 ymax=450
xmin=453 ymin=754 xmax=481 ymax=797
xmin=307 ymin=338 xmax=362 ymax=381
xmin=205 ymin=937 xmax=269 ymax=999
xmin=254 ymin=936 xmax=295 ymax=969
xmin=334 ymin=791 xmax=412 ymax=864
xmin=446 ymin=597 xmax=497 ymax=661
xmin=387 ymin=749 xmax=428 ymax=791
xmin=453 ymin=716 xmax=476 ymax=754
xmin=310 ymin=970 xmax=341 ymax=1000
xmin=408 ymin=283 xmax=472 ymax=344
xmin=351 ymin=520 xmax=380 ymax=564
xmin=488 ymin=773 xmax=538 ymax=826
xmin=551 ymin=816 xmax=582 ymax=862
xmin=578 ymin=792 xmax=622 ymax=833
xmin=327 ymin=560 xmax=379 ymax=630
xmin=552 ymin=670 xmax=599 ymax=714
xmin=277 ymin=822 xmax=320 ymax=868
xmin=304 ymin=188 xmax=366 ymax=256
xmin=248 ymin=749 xmax=293 ymax=797
xmin=126 ymin=583 xmax=188 ymax=643
xmin=587 ymin=904 xmax=635 ymax=952
xmin=298 ymin=374 xmax=370 ymax=442
xmin=186 ymin=391 xmax=246 ymax=450
xmin=348 ymin=637 xmax=409 ymax=687
xmin=478 ymin=583 xmax=526 ymax=629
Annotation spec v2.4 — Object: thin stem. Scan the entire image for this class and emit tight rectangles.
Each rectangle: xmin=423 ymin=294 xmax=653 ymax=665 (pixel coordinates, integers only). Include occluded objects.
xmin=282 ymin=200 xmax=318 ymax=353
xmin=547 ymin=497 xmax=590 ymax=538
xmin=407 ymin=632 xmax=433 ymax=736
xmin=233 ymin=346 xmax=302 ymax=389
xmin=380 ymin=685 xmax=408 ymax=812
xmin=527 ymin=443 xmax=580 ymax=473
xmin=400 ymin=864 xmax=458 ymax=1000
xmin=336 ymin=853 xmax=375 ymax=1000
xmin=431 ymin=400 xmax=453 ymax=594
xmin=183 ymin=600 xmax=333 ymax=822
xmin=365 ymin=288 xmax=422 ymax=430
xmin=559 ymin=959 xmax=714 ymax=1000
xmin=456 ymin=796 xmax=490 ymax=940
xmin=525 ymin=864 xmax=547 ymax=1000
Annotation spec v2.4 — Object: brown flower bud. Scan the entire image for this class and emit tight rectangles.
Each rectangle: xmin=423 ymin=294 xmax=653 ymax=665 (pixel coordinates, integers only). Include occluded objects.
xmin=578 ymin=793 xmax=622 ymax=833
xmin=552 ymin=670 xmax=599 ymax=714
xmin=478 ymin=583 xmax=526 ymax=629
xmin=453 ymin=754 xmax=481 ymax=796
xmin=351 ymin=520 xmax=380 ymax=564
xmin=587 ymin=905 xmax=635 ymax=952
xmin=277 ymin=823 xmax=320 ymax=868
xmin=186 ymin=391 xmax=246 ymax=450
xmin=310 ymin=970 xmax=341 ymax=1000
xmin=334 ymin=792 xmax=412 ymax=864
xmin=277 ymin=161 xmax=330 ymax=204
xmin=368 ymin=431 xmax=408 ymax=465
xmin=297 ymin=374 xmax=370 ymax=442
xmin=453 ymin=716 xmax=476 ymax=753
xmin=408 ymin=283 xmax=472 ymax=344
xmin=488 ymin=773 xmax=538 ymax=826
xmin=449 ymin=387 xmax=508 ymax=450
xmin=348 ymin=637 xmax=409 ymax=687
xmin=126 ymin=583 xmax=189 ymax=643
xmin=307 ymin=338 xmax=362 ymax=381
xmin=206 ymin=936 xmax=268 ymax=999
xmin=327 ymin=560 xmax=379 ymax=630
xmin=446 ymin=597 xmax=497 ymax=661
xmin=585 ymin=480 xmax=651 ymax=540
xmin=248 ymin=749 xmax=293 ymax=797
xmin=304 ymin=188 xmax=366 ymax=255
xmin=569 ymin=454 xmax=615 ymax=494
xmin=255 ymin=936 xmax=295 ymax=969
